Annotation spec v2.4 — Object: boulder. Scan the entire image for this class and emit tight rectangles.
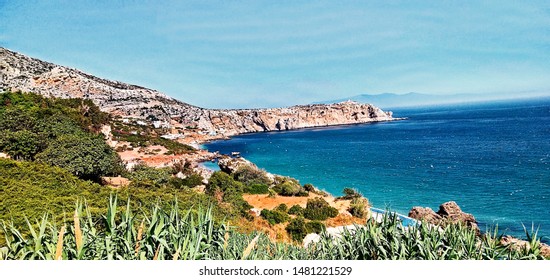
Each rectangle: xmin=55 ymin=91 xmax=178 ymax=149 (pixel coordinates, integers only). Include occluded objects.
xmin=501 ymin=235 xmax=550 ymax=258
xmin=101 ymin=176 xmax=130 ymax=188
xmin=409 ymin=201 xmax=479 ymax=233
xmin=408 ymin=207 xmax=441 ymax=224
xmin=437 ymin=201 xmax=478 ymax=231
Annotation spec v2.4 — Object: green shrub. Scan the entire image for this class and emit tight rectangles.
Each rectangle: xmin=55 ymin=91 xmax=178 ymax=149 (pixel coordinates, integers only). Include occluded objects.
xmin=286 ymin=217 xmax=308 ymax=241
xmin=348 ymin=197 xmax=369 ymax=218
xmin=206 ymin=171 xmax=251 ymax=218
xmin=127 ymin=164 xmax=172 ymax=188
xmin=288 ymin=205 xmax=304 ymax=216
xmin=303 ymin=198 xmax=339 ymax=221
xmin=303 ymin=183 xmax=315 ymax=192
xmin=295 ymin=190 xmax=309 ymax=197
xmin=182 ymin=173 xmax=204 ymax=188
xmin=274 ymin=203 xmax=288 ymax=213
xmin=244 ymin=183 xmax=269 ymax=194
xmin=305 ymin=221 xmax=326 ymax=234
xmin=206 ymin=171 xmax=244 ymax=195
xmin=169 ymin=173 xmax=203 ymax=189
xmin=260 ymin=209 xmax=290 ymax=225
xmin=275 ymin=181 xmax=303 ymax=196
xmin=340 ymin=188 xmax=362 ymax=200
xmin=233 ymin=165 xmax=271 ymax=186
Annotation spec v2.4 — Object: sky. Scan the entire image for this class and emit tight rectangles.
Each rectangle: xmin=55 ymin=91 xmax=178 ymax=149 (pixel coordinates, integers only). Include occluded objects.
xmin=1 ymin=0 xmax=550 ymax=109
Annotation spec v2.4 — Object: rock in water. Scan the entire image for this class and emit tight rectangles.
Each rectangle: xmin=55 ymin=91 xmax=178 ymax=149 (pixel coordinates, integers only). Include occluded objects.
xmin=409 ymin=201 xmax=479 ymax=233
xmin=408 ymin=207 xmax=442 ymax=224
xmin=437 ymin=201 xmax=478 ymax=231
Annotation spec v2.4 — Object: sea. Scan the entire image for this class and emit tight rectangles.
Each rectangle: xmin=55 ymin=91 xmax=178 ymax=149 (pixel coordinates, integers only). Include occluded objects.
xmin=204 ymin=97 xmax=550 ymax=241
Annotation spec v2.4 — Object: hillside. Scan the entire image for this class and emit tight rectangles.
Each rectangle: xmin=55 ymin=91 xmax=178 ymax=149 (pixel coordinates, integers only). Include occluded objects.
xmin=1 ymin=47 xmax=395 ymax=140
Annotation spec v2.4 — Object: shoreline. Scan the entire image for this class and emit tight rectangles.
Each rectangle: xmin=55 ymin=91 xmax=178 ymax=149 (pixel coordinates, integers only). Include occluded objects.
xmin=190 ymin=117 xmax=406 ymax=147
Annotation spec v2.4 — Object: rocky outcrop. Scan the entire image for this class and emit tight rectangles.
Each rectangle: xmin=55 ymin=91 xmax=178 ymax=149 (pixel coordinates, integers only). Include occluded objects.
xmin=217 ymin=156 xmax=276 ymax=182
xmin=1 ymin=47 xmax=396 ymax=137
xmin=408 ymin=207 xmax=441 ymax=225
xmin=409 ymin=201 xmax=479 ymax=233
xmin=217 ymin=156 xmax=258 ymax=174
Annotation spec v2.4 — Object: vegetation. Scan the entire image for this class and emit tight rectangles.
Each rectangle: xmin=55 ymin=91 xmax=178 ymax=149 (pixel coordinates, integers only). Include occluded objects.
xmin=305 ymin=221 xmax=326 ymax=235
xmin=0 ymin=197 xmax=548 ymax=260
xmin=126 ymin=164 xmax=172 ymax=188
xmin=288 ymin=205 xmax=304 ymax=216
xmin=206 ymin=171 xmax=252 ymax=219
xmin=233 ymin=166 xmax=271 ymax=187
xmin=36 ymin=135 xmax=123 ymax=180
xmin=110 ymin=122 xmax=194 ymax=155
xmin=176 ymin=173 xmax=204 ymax=188
xmin=339 ymin=188 xmax=362 ymax=200
xmin=348 ymin=198 xmax=369 ymax=218
xmin=0 ymin=159 xmax=219 ymax=240
xmin=243 ymin=184 xmax=269 ymax=194
xmin=274 ymin=204 xmax=288 ymax=213
xmin=259 ymin=209 xmax=290 ymax=225
xmin=303 ymin=183 xmax=315 ymax=192
xmin=272 ymin=180 xmax=308 ymax=197
xmin=303 ymin=198 xmax=339 ymax=221
xmin=0 ymin=91 xmax=121 ymax=180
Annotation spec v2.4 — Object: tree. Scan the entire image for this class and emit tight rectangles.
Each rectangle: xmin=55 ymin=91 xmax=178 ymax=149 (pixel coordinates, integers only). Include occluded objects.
xmin=36 ymin=135 xmax=123 ymax=180
xmin=0 ymin=130 xmax=44 ymax=160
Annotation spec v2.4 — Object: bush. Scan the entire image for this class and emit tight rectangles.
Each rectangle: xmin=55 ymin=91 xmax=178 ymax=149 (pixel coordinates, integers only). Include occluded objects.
xmin=348 ymin=197 xmax=369 ymax=218
xmin=206 ymin=171 xmax=244 ymax=195
xmin=303 ymin=183 xmax=315 ymax=192
xmin=274 ymin=203 xmax=288 ymax=213
xmin=169 ymin=173 xmax=204 ymax=189
xmin=340 ymin=188 xmax=362 ymax=200
xmin=127 ymin=164 xmax=172 ymax=188
xmin=286 ymin=217 xmax=308 ymax=241
xmin=305 ymin=221 xmax=326 ymax=234
xmin=233 ymin=165 xmax=271 ymax=186
xmin=260 ymin=209 xmax=290 ymax=225
xmin=182 ymin=173 xmax=204 ymax=188
xmin=244 ymin=184 xmax=269 ymax=194
xmin=274 ymin=181 xmax=303 ymax=196
xmin=206 ymin=171 xmax=251 ymax=218
xmin=295 ymin=190 xmax=309 ymax=197
xmin=288 ymin=205 xmax=304 ymax=216
xmin=303 ymin=198 xmax=339 ymax=221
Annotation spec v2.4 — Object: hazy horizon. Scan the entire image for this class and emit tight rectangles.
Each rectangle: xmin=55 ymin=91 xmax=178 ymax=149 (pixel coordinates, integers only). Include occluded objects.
xmin=2 ymin=1 xmax=550 ymax=109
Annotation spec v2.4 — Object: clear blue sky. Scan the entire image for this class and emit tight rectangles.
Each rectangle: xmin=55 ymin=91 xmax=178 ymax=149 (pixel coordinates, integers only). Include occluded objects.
xmin=1 ymin=1 xmax=549 ymax=108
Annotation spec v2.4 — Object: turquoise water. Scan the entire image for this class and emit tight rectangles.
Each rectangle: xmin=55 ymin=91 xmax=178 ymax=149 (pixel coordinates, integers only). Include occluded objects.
xmin=205 ymin=98 xmax=550 ymax=240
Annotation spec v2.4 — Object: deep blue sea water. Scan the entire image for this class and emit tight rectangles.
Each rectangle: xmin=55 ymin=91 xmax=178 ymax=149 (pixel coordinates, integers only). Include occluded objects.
xmin=205 ymin=98 xmax=550 ymax=241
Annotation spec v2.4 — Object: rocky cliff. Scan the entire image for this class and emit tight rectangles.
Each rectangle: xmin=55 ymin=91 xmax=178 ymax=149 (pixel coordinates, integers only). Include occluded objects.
xmin=1 ymin=47 xmax=395 ymax=136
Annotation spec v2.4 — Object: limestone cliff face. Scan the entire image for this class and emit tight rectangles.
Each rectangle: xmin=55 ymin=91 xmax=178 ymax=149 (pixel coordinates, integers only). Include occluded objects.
xmin=199 ymin=102 xmax=393 ymax=136
xmin=1 ymin=47 xmax=395 ymax=136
